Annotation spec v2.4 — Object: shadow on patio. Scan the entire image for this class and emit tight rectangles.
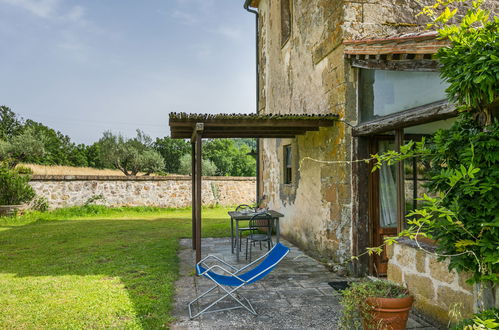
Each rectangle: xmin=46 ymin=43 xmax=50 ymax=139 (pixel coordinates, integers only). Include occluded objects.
xmin=171 ymin=237 xmax=439 ymax=330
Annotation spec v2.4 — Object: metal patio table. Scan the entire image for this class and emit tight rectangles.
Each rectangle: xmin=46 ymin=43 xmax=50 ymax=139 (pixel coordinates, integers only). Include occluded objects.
xmin=228 ymin=210 xmax=284 ymax=262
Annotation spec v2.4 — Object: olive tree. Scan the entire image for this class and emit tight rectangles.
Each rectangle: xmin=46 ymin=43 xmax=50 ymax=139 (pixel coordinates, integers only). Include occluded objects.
xmin=178 ymin=153 xmax=217 ymax=176
xmin=0 ymin=127 xmax=45 ymax=168
xmin=97 ymin=130 xmax=165 ymax=176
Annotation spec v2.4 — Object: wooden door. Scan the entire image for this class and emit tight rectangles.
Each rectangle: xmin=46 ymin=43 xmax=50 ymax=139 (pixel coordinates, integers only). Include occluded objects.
xmin=369 ymin=137 xmax=398 ymax=276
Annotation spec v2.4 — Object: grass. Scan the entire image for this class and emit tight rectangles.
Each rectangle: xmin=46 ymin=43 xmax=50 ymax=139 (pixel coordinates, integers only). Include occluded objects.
xmin=21 ymin=163 xmax=130 ymax=176
xmin=0 ymin=205 xmax=233 ymax=329
xmin=20 ymin=164 xmax=167 ymax=176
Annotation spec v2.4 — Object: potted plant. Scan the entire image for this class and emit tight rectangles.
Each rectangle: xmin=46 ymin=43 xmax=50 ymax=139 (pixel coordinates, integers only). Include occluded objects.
xmin=340 ymin=280 xmax=413 ymax=330
xmin=0 ymin=166 xmax=35 ymax=216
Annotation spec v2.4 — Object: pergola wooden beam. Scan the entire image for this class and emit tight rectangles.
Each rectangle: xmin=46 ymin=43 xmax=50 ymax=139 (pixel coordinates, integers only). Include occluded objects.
xmin=173 ymin=126 xmax=320 ymax=132
xmin=169 ymin=112 xmax=338 ymax=139
xmin=169 ymin=112 xmax=339 ymax=262
xmin=171 ymin=120 xmax=336 ymax=128
xmin=173 ymin=132 xmax=303 ymax=138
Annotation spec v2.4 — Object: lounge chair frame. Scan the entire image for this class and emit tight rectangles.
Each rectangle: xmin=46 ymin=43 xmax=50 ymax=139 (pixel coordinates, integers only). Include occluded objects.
xmin=188 ymin=243 xmax=289 ymax=319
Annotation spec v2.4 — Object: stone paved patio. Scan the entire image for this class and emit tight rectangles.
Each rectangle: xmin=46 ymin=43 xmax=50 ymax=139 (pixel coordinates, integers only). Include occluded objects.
xmin=171 ymin=238 xmax=440 ymax=330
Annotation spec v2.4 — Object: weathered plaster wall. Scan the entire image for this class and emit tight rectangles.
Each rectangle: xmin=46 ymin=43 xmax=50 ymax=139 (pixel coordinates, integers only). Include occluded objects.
xmin=30 ymin=175 xmax=256 ymax=209
xmin=255 ymin=0 xmax=457 ymax=267
xmin=387 ymin=242 xmax=499 ymax=324
xmin=257 ymin=0 xmax=355 ymax=266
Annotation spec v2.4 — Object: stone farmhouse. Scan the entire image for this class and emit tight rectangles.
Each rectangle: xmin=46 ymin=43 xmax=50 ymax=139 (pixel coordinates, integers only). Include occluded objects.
xmin=243 ymin=0 xmax=498 ymax=323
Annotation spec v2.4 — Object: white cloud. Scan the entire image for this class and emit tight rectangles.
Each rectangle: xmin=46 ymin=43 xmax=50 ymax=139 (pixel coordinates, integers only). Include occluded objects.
xmin=1 ymin=0 xmax=111 ymax=62
xmin=171 ymin=10 xmax=198 ymax=25
xmin=215 ymin=26 xmax=241 ymax=40
xmin=169 ymin=0 xmax=215 ymax=25
xmin=1 ymin=0 xmax=86 ymax=24
xmin=191 ymin=43 xmax=212 ymax=59
xmin=65 ymin=5 xmax=85 ymax=22
xmin=55 ymin=30 xmax=90 ymax=62
xmin=0 ymin=0 xmax=61 ymax=18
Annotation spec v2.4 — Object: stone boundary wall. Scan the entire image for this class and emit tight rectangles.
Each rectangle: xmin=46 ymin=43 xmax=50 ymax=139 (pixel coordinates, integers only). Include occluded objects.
xmin=30 ymin=175 xmax=256 ymax=209
xmin=387 ymin=240 xmax=498 ymax=324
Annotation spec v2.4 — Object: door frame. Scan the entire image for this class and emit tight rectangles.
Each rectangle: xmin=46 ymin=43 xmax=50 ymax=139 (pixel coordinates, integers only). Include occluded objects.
xmin=368 ymin=134 xmax=400 ymax=275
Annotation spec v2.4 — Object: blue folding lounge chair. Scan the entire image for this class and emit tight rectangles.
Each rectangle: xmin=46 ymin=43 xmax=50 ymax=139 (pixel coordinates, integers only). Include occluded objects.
xmin=188 ymin=242 xmax=290 ymax=319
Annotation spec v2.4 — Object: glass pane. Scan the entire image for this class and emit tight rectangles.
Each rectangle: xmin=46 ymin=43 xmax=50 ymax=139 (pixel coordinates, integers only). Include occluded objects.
xmin=404 ymin=149 xmax=432 ymax=216
xmin=378 ymin=140 xmax=397 ymax=228
xmin=285 ymin=146 xmax=292 ymax=166
xmin=360 ymin=70 xmax=449 ymax=122
xmin=281 ymin=0 xmax=291 ymax=45
xmin=404 ymin=118 xmax=456 ymax=134
xmin=404 ymin=157 xmax=417 ymax=214
xmin=403 ymin=119 xmax=456 ymax=215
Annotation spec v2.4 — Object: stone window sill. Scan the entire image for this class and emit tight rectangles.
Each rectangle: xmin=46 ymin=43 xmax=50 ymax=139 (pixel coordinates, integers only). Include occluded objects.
xmin=397 ymin=236 xmax=437 ymax=253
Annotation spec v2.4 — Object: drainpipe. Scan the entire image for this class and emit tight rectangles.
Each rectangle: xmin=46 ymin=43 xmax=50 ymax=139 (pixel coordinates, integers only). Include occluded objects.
xmin=243 ymin=0 xmax=261 ymax=206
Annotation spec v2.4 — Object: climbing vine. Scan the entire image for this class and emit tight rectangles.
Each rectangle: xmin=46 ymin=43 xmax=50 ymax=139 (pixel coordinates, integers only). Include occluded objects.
xmin=368 ymin=0 xmax=499 ymax=286
xmin=420 ymin=0 xmax=498 ymax=124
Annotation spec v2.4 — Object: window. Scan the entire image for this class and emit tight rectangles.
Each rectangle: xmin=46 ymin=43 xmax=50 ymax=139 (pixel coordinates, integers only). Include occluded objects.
xmin=359 ymin=69 xmax=449 ymax=122
xmin=281 ymin=0 xmax=291 ymax=46
xmin=403 ymin=118 xmax=456 ymax=214
xmin=284 ymin=145 xmax=292 ymax=184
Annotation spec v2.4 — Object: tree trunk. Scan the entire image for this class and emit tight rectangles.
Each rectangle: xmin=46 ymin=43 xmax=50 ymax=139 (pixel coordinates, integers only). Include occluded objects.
xmin=475 ymin=99 xmax=499 ymax=127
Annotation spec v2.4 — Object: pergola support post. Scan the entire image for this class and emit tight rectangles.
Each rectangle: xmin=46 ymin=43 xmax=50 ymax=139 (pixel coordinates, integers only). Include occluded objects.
xmin=168 ymin=113 xmax=339 ymax=263
xmin=191 ymin=141 xmax=196 ymax=250
xmin=192 ymin=123 xmax=204 ymax=263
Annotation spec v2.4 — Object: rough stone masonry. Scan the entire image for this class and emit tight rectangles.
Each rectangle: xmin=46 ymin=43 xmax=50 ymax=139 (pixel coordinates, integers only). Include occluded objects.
xmin=30 ymin=175 xmax=256 ymax=209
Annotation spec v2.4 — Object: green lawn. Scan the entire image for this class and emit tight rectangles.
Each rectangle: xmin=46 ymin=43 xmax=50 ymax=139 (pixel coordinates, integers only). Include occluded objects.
xmin=0 ymin=206 xmax=232 ymax=329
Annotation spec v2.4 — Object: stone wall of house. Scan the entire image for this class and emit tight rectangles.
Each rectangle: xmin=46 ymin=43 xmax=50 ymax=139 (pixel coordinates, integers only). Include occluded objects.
xmin=255 ymin=0 xmax=436 ymax=267
xmin=30 ymin=175 xmax=256 ymax=209
xmin=387 ymin=241 xmax=498 ymax=324
xmin=257 ymin=0 xmax=353 ymax=266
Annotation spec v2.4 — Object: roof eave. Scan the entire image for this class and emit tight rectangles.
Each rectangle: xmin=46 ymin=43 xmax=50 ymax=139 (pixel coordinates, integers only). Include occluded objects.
xmin=168 ymin=112 xmax=339 ymax=139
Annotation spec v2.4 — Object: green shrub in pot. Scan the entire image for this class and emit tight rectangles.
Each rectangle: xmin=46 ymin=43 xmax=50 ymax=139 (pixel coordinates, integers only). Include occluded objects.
xmin=340 ymin=280 xmax=412 ymax=330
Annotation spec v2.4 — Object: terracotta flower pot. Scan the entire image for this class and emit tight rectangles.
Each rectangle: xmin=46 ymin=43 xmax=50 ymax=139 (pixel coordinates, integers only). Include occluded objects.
xmin=363 ymin=295 xmax=414 ymax=330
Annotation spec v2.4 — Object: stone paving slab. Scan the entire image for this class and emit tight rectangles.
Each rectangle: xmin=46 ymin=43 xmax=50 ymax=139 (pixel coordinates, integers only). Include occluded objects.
xmin=171 ymin=237 xmax=439 ymax=330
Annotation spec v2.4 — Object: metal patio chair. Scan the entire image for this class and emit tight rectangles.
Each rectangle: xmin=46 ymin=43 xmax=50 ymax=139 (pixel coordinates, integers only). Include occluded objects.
xmin=187 ymin=243 xmax=290 ymax=319
xmin=234 ymin=204 xmax=256 ymax=252
xmin=246 ymin=212 xmax=273 ymax=262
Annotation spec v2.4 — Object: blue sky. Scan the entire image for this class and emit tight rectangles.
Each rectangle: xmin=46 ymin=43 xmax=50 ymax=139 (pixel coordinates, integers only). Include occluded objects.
xmin=0 ymin=0 xmax=256 ymax=144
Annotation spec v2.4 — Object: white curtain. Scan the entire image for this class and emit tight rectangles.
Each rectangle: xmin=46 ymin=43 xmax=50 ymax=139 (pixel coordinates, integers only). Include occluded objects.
xmin=379 ymin=141 xmax=397 ymax=228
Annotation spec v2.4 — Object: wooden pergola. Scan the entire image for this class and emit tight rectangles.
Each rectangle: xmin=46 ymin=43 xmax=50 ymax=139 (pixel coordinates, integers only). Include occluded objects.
xmin=169 ymin=112 xmax=339 ymax=261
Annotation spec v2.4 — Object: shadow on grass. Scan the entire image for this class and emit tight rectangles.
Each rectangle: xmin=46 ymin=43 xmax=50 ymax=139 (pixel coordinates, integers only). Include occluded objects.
xmin=0 ymin=216 xmax=227 ymax=328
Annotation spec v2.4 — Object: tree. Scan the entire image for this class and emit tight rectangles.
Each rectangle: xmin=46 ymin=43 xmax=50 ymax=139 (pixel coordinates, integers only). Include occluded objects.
xmin=153 ymin=137 xmax=190 ymax=174
xmin=85 ymin=143 xmax=104 ymax=168
xmin=97 ymin=130 xmax=165 ymax=176
xmin=23 ymin=120 xmax=80 ymax=166
xmin=1 ymin=107 xmax=90 ymax=167
xmin=0 ymin=127 xmax=45 ymax=168
xmin=67 ymin=144 xmax=89 ymax=167
xmin=230 ymin=142 xmax=257 ymax=176
xmin=0 ymin=106 xmax=23 ymax=141
xmin=234 ymin=138 xmax=257 ymax=150
xmin=203 ymin=139 xmax=256 ymax=176
xmin=178 ymin=153 xmax=217 ymax=176
xmin=140 ymin=149 xmax=166 ymax=176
